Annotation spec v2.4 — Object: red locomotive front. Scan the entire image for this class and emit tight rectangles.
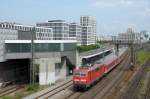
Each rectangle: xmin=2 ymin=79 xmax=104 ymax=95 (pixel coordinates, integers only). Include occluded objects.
xmin=73 ymin=69 xmax=90 ymax=90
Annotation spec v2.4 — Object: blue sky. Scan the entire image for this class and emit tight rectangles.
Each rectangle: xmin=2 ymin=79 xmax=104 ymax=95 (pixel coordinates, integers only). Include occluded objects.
xmin=0 ymin=0 xmax=150 ymax=36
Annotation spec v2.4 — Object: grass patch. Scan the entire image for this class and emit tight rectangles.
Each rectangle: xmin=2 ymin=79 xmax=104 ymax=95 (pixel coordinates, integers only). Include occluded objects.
xmin=26 ymin=83 xmax=39 ymax=92
xmin=15 ymin=92 xmax=24 ymax=99
xmin=136 ymin=51 xmax=150 ymax=65
xmin=2 ymin=96 xmax=13 ymax=99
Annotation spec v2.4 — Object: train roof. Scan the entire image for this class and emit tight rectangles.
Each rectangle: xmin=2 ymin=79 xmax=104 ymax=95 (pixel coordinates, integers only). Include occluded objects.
xmin=82 ymin=48 xmax=113 ymax=59
xmin=95 ymin=47 xmax=127 ymax=65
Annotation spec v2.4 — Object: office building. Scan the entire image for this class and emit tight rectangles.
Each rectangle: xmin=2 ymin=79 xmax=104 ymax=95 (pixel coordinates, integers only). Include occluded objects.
xmin=0 ymin=22 xmax=53 ymax=40
xmin=80 ymin=16 xmax=96 ymax=45
xmin=36 ymin=20 xmax=70 ymax=40
xmin=0 ymin=29 xmax=18 ymax=62
xmin=69 ymin=23 xmax=82 ymax=45
xmin=117 ymin=28 xmax=141 ymax=44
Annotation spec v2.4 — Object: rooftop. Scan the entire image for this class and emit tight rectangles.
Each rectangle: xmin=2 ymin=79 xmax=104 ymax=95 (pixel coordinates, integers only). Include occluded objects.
xmin=48 ymin=20 xmax=66 ymax=22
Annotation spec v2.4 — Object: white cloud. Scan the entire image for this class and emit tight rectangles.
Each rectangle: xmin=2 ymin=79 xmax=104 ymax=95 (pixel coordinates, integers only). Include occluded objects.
xmin=91 ymin=0 xmax=150 ymax=17
xmin=91 ymin=0 xmax=149 ymax=8
xmin=145 ymin=7 xmax=150 ymax=12
xmin=91 ymin=0 xmax=132 ymax=8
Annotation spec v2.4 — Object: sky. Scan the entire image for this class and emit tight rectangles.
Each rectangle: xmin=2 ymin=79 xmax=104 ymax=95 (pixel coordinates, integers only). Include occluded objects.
xmin=0 ymin=0 xmax=150 ymax=36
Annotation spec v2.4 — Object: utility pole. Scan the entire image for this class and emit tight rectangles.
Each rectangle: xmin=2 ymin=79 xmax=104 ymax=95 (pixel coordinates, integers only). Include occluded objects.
xmin=30 ymin=27 xmax=35 ymax=85
xmin=130 ymin=32 xmax=135 ymax=70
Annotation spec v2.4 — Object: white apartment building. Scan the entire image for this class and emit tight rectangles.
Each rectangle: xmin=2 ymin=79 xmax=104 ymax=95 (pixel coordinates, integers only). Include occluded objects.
xmin=80 ymin=16 xmax=96 ymax=45
xmin=69 ymin=23 xmax=82 ymax=45
xmin=36 ymin=20 xmax=70 ymax=40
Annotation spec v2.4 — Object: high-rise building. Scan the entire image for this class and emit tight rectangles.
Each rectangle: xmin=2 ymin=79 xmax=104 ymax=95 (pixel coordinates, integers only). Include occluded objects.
xmin=80 ymin=16 xmax=96 ymax=45
xmin=69 ymin=23 xmax=82 ymax=45
xmin=36 ymin=20 xmax=69 ymax=40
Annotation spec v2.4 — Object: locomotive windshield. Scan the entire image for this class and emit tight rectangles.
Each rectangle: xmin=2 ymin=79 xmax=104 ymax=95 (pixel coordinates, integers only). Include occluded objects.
xmin=74 ymin=72 xmax=86 ymax=76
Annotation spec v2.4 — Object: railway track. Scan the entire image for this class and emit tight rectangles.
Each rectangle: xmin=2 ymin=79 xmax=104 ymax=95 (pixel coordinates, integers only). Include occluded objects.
xmin=0 ymin=85 xmax=25 ymax=97
xmin=145 ymin=72 xmax=150 ymax=99
xmin=98 ymin=62 xmax=135 ymax=99
xmin=47 ymin=57 xmax=150 ymax=99
xmin=121 ymin=59 xmax=150 ymax=99
xmin=51 ymin=53 xmax=130 ymax=99
xmin=83 ymin=54 xmax=131 ymax=99
xmin=34 ymin=80 xmax=73 ymax=99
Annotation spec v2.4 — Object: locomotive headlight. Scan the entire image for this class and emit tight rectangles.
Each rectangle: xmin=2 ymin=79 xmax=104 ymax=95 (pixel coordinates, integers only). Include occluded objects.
xmin=74 ymin=79 xmax=79 ymax=81
xmin=81 ymin=79 xmax=86 ymax=82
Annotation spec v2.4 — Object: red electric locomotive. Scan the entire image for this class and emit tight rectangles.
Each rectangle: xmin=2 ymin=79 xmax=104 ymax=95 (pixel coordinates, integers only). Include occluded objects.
xmin=73 ymin=48 xmax=127 ymax=90
xmin=73 ymin=63 xmax=105 ymax=90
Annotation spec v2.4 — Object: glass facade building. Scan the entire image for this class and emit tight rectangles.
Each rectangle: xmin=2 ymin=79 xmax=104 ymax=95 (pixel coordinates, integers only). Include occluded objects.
xmin=5 ymin=43 xmax=76 ymax=53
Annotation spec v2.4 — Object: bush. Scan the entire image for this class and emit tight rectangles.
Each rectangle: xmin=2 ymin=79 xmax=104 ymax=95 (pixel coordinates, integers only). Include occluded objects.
xmin=27 ymin=83 xmax=39 ymax=92
xmin=77 ymin=44 xmax=100 ymax=53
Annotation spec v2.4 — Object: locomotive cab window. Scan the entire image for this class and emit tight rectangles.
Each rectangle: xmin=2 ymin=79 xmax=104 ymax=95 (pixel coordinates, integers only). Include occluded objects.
xmin=74 ymin=72 xmax=80 ymax=76
xmin=74 ymin=72 xmax=86 ymax=76
xmin=80 ymin=72 xmax=86 ymax=76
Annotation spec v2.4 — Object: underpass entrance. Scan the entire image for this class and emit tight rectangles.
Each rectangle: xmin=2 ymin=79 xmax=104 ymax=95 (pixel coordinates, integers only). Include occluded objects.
xmin=0 ymin=59 xmax=30 ymax=85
